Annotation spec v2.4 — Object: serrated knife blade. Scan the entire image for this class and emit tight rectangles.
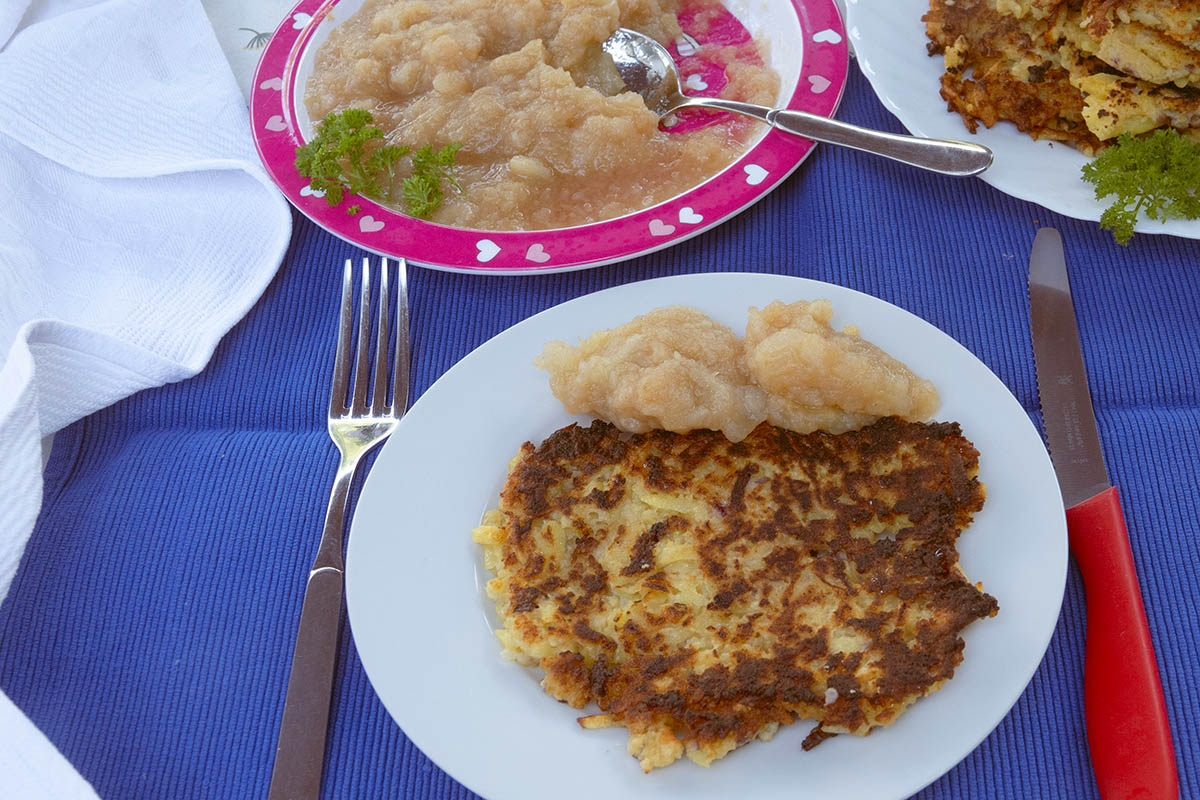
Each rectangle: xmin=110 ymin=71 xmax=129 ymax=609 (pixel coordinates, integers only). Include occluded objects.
xmin=1028 ymin=227 xmax=1177 ymax=800
xmin=1029 ymin=227 xmax=1111 ymax=507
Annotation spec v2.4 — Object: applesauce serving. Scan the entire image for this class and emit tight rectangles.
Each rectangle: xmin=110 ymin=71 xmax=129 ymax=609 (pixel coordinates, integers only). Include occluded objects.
xmin=304 ymin=0 xmax=779 ymax=230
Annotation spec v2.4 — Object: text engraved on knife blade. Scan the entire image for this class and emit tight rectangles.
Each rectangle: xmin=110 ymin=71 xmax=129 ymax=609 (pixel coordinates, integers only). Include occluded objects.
xmin=1055 ymin=391 xmax=1090 ymax=465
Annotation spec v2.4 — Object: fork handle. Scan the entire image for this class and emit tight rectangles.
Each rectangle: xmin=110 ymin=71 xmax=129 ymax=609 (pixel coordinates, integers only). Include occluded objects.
xmin=268 ymin=465 xmax=354 ymax=800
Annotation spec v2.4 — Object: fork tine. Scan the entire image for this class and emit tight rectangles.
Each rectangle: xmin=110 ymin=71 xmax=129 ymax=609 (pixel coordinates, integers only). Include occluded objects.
xmin=392 ymin=258 xmax=411 ymax=415
xmin=351 ymin=257 xmax=372 ymax=414
xmin=328 ymin=260 xmax=354 ymax=417
xmin=371 ymin=259 xmax=390 ymax=415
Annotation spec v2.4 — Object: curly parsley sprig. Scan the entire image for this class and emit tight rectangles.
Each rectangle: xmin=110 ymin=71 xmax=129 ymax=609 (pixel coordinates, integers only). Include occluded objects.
xmin=1081 ymin=129 xmax=1200 ymax=245
xmin=402 ymin=143 xmax=463 ymax=220
xmin=294 ymin=109 xmax=462 ymax=220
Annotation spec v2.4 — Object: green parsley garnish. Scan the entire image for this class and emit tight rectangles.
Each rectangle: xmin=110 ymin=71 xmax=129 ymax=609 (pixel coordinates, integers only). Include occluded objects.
xmin=1081 ymin=128 xmax=1200 ymax=245
xmin=402 ymin=143 xmax=463 ymax=220
xmin=294 ymin=109 xmax=462 ymax=220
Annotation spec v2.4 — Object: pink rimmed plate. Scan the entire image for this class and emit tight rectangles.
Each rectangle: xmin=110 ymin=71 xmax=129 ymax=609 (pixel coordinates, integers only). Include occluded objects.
xmin=250 ymin=0 xmax=849 ymax=274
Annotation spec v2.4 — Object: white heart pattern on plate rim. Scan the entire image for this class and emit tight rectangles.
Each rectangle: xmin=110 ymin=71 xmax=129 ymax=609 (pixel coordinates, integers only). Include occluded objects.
xmin=678 ymin=207 xmax=703 ymax=225
xmin=358 ymin=215 xmax=384 ymax=233
xmin=264 ymin=115 xmax=287 ymax=132
xmin=525 ymin=244 xmax=551 ymax=263
xmin=258 ymin=77 xmax=283 ymax=91
xmin=299 ymin=184 xmax=326 ymax=199
xmin=648 ymin=219 xmax=676 ymax=236
xmin=684 ymin=74 xmax=708 ymax=92
xmin=811 ymin=29 xmax=842 ymax=45
xmin=476 ymin=239 xmax=501 ymax=262
xmin=808 ymin=75 xmax=832 ymax=94
xmin=743 ymin=164 xmax=768 ymax=185
xmin=292 ymin=12 xmax=312 ymax=29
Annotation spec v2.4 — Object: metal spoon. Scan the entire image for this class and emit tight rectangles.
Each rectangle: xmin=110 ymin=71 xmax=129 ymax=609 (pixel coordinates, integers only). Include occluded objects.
xmin=602 ymin=28 xmax=993 ymax=177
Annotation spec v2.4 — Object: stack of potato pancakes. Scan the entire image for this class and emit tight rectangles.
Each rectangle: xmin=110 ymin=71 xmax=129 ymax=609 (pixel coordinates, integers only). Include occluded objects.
xmin=925 ymin=0 xmax=1200 ymax=154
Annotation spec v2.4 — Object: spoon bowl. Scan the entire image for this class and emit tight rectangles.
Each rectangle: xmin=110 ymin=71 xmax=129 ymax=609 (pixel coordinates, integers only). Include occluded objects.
xmin=602 ymin=28 xmax=687 ymax=118
xmin=602 ymin=28 xmax=993 ymax=177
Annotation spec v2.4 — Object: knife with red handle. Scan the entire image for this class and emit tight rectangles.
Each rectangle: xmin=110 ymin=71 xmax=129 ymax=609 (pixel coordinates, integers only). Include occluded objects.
xmin=1029 ymin=227 xmax=1178 ymax=800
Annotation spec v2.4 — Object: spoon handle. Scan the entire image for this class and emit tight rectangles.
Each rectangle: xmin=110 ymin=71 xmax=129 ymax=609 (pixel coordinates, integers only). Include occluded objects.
xmin=677 ymin=97 xmax=992 ymax=177
xmin=682 ymin=97 xmax=774 ymax=124
xmin=766 ymin=108 xmax=992 ymax=177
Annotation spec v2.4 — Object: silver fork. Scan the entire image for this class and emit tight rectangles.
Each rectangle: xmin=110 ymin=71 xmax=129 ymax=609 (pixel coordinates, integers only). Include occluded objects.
xmin=268 ymin=257 xmax=409 ymax=800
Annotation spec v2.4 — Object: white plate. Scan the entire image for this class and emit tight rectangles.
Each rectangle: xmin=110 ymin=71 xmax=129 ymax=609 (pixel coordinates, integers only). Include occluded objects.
xmin=346 ymin=273 xmax=1068 ymax=800
xmin=844 ymin=0 xmax=1200 ymax=241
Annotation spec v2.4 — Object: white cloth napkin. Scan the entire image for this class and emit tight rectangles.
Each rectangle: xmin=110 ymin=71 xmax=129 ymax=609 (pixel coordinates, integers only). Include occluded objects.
xmin=0 ymin=0 xmax=292 ymax=795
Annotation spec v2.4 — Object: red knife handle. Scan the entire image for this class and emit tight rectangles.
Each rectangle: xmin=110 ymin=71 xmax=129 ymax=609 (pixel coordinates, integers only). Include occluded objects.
xmin=1067 ymin=487 xmax=1178 ymax=800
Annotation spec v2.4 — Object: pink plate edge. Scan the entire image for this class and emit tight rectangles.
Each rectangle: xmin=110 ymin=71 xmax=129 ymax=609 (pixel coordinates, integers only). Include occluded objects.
xmin=250 ymin=0 xmax=849 ymax=275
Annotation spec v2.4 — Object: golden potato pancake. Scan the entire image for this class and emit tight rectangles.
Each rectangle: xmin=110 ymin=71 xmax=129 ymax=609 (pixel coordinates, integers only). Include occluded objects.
xmin=1079 ymin=0 xmax=1200 ymax=57
xmin=1078 ymin=73 xmax=1200 ymax=138
xmin=925 ymin=0 xmax=1105 ymax=152
xmin=474 ymin=418 xmax=997 ymax=772
xmin=925 ymin=0 xmax=1200 ymax=151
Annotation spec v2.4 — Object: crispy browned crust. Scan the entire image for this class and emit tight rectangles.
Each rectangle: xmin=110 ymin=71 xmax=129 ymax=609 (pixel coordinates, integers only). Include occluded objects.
xmin=924 ymin=0 xmax=1200 ymax=150
xmin=924 ymin=0 xmax=1106 ymax=153
xmin=488 ymin=418 xmax=996 ymax=768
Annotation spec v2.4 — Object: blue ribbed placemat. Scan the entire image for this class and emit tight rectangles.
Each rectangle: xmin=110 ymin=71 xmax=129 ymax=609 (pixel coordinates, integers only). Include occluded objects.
xmin=3 ymin=66 xmax=1198 ymax=799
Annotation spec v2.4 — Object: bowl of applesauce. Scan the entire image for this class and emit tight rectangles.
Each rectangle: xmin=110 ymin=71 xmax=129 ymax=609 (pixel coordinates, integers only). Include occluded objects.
xmin=251 ymin=0 xmax=848 ymax=273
